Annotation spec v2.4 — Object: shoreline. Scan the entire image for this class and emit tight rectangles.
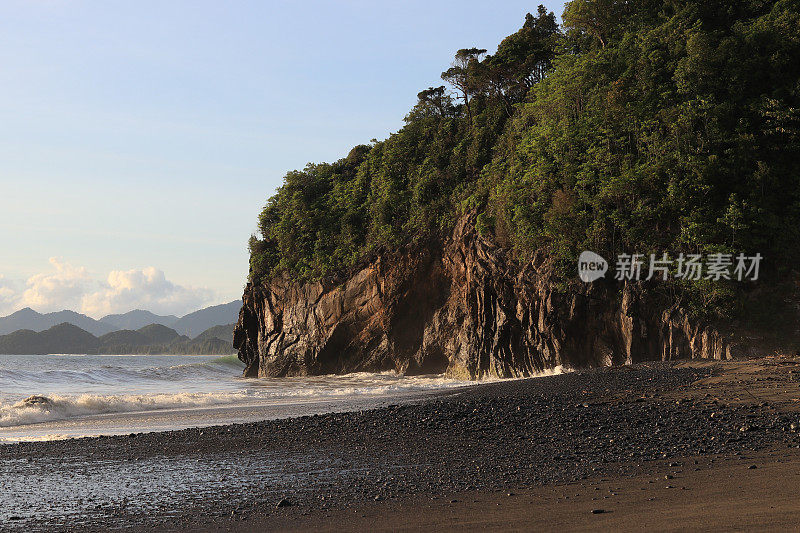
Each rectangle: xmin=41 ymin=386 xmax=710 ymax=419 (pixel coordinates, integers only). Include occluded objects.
xmin=2 ymin=359 xmax=800 ymax=531
xmin=1 ymin=355 xmax=483 ymax=442
xmin=0 ymin=387 xmax=468 ymax=443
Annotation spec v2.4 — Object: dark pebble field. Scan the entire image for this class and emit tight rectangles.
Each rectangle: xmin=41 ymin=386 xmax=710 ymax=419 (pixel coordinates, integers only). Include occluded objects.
xmin=2 ymin=362 xmax=799 ymax=531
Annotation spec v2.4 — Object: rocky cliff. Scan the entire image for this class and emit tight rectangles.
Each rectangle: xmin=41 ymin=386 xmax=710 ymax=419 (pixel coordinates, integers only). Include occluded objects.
xmin=234 ymin=215 xmax=744 ymax=379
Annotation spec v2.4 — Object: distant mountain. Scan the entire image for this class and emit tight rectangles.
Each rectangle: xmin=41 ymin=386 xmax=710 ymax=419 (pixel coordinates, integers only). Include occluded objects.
xmin=97 ymin=329 xmax=153 ymax=349
xmin=0 ymin=300 xmax=241 ymax=340
xmin=0 ymin=308 xmax=116 ymax=337
xmin=99 ymin=310 xmax=178 ymax=331
xmin=0 ymin=323 xmax=234 ymax=355
xmin=171 ymin=301 xmax=240 ymax=338
xmin=137 ymin=323 xmax=183 ymax=344
xmin=0 ymin=323 xmax=100 ymax=354
xmin=193 ymin=323 xmax=234 ymax=343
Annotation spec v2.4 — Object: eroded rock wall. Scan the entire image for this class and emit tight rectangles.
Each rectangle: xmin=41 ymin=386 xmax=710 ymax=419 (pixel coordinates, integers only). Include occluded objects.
xmin=234 ymin=215 xmax=737 ymax=378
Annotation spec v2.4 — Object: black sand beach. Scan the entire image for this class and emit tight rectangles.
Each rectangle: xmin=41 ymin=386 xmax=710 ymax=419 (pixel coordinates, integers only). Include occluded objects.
xmin=3 ymin=359 xmax=800 ymax=532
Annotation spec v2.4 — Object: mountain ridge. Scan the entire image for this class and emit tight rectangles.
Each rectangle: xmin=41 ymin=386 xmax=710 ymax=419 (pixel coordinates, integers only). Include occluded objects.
xmin=0 ymin=301 xmax=241 ymax=338
xmin=99 ymin=310 xmax=179 ymax=331
xmin=170 ymin=301 xmax=241 ymax=338
xmin=0 ymin=322 xmax=234 ymax=355
xmin=0 ymin=308 xmax=116 ymax=337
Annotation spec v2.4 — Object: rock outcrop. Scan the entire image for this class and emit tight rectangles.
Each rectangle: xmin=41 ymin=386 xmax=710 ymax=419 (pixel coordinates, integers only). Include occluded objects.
xmin=234 ymin=214 xmax=741 ymax=379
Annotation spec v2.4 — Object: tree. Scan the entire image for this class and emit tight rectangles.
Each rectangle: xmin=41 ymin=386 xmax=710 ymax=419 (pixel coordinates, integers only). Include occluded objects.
xmin=562 ymin=0 xmax=632 ymax=48
xmin=407 ymin=86 xmax=454 ymax=121
xmin=441 ymin=48 xmax=487 ymax=121
xmin=479 ymin=5 xmax=559 ymax=112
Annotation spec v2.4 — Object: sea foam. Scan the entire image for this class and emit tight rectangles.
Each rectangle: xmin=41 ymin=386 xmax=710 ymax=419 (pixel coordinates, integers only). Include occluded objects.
xmin=0 ymin=391 xmax=254 ymax=428
xmin=0 ymin=357 xmax=569 ymax=429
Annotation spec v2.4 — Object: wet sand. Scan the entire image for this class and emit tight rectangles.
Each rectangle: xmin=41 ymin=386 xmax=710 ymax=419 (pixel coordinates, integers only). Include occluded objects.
xmin=2 ymin=358 xmax=800 ymax=532
xmin=257 ymin=446 xmax=800 ymax=532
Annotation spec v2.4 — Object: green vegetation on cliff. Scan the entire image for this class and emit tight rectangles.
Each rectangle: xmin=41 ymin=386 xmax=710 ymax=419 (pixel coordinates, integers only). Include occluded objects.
xmin=249 ymin=0 xmax=800 ymax=319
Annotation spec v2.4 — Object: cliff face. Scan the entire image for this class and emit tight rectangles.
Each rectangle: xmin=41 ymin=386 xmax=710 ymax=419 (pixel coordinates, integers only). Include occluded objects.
xmin=234 ymin=215 xmax=741 ymax=379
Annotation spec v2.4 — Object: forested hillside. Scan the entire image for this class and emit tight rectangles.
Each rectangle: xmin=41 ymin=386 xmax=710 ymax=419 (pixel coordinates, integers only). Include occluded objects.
xmin=0 ymin=323 xmax=234 ymax=355
xmin=248 ymin=0 xmax=800 ymax=321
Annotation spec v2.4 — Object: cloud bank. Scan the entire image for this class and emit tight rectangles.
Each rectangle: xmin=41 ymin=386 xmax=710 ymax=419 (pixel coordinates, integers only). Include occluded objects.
xmin=19 ymin=258 xmax=93 ymax=312
xmin=82 ymin=267 xmax=212 ymax=317
xmin=0 ymin=275 xmax=19 ymax=312
xmin=0 ymin=258 xmax=214 ymax=318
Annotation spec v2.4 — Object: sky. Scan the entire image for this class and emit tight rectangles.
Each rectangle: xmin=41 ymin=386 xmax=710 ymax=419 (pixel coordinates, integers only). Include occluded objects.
xmin=0 ymin=0 xmax=565 ymax=318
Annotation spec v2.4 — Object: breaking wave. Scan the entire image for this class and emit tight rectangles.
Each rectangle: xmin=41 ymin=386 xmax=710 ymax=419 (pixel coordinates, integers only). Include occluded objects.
xmin=0 ymin=354 xmax=569 ymax=429
xmin=0 ymin=391 xmax=255 ymax=428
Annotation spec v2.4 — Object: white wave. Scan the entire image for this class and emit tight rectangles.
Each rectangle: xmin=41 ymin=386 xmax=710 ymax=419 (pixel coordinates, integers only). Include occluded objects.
xmin=528 ymin=365 xmax=570 ymax=378
xmin=0 ymin=392 xmax=254 ymax=428
xmin=0 ymin=433 xmax=98 ymax=443
xmin=0 ymin=377 xmax=470 ymax=428
xmin=0 ymin=366 xmax=570 ymax=428
xmin=244 ymin=365 xmax=570 ymax=398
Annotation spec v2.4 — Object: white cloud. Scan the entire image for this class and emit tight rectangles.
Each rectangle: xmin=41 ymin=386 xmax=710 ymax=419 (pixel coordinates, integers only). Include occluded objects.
xmin=20 ymin=257 xmax=93 ymax=312
xmin=81 ymin=266 xmax=213 ymax=317
xmin=0 ymin=275 xmax=20 ymax=315
xmin=0 ymin=260 xmax=215 ymax=318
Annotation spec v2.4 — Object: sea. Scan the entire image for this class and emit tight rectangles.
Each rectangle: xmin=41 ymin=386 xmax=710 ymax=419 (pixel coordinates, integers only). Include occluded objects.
xmin=0 ymin=354 xmax=485 ymax=443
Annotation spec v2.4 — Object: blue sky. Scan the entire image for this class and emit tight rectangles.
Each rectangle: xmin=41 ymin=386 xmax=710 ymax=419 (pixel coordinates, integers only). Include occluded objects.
xmin=0 ymin=0 xmax=564 ymax=317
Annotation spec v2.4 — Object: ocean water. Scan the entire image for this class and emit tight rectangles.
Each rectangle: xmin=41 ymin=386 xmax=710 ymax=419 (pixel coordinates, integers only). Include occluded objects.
xmin=0 ymin=354 xmax=483 ymax=442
